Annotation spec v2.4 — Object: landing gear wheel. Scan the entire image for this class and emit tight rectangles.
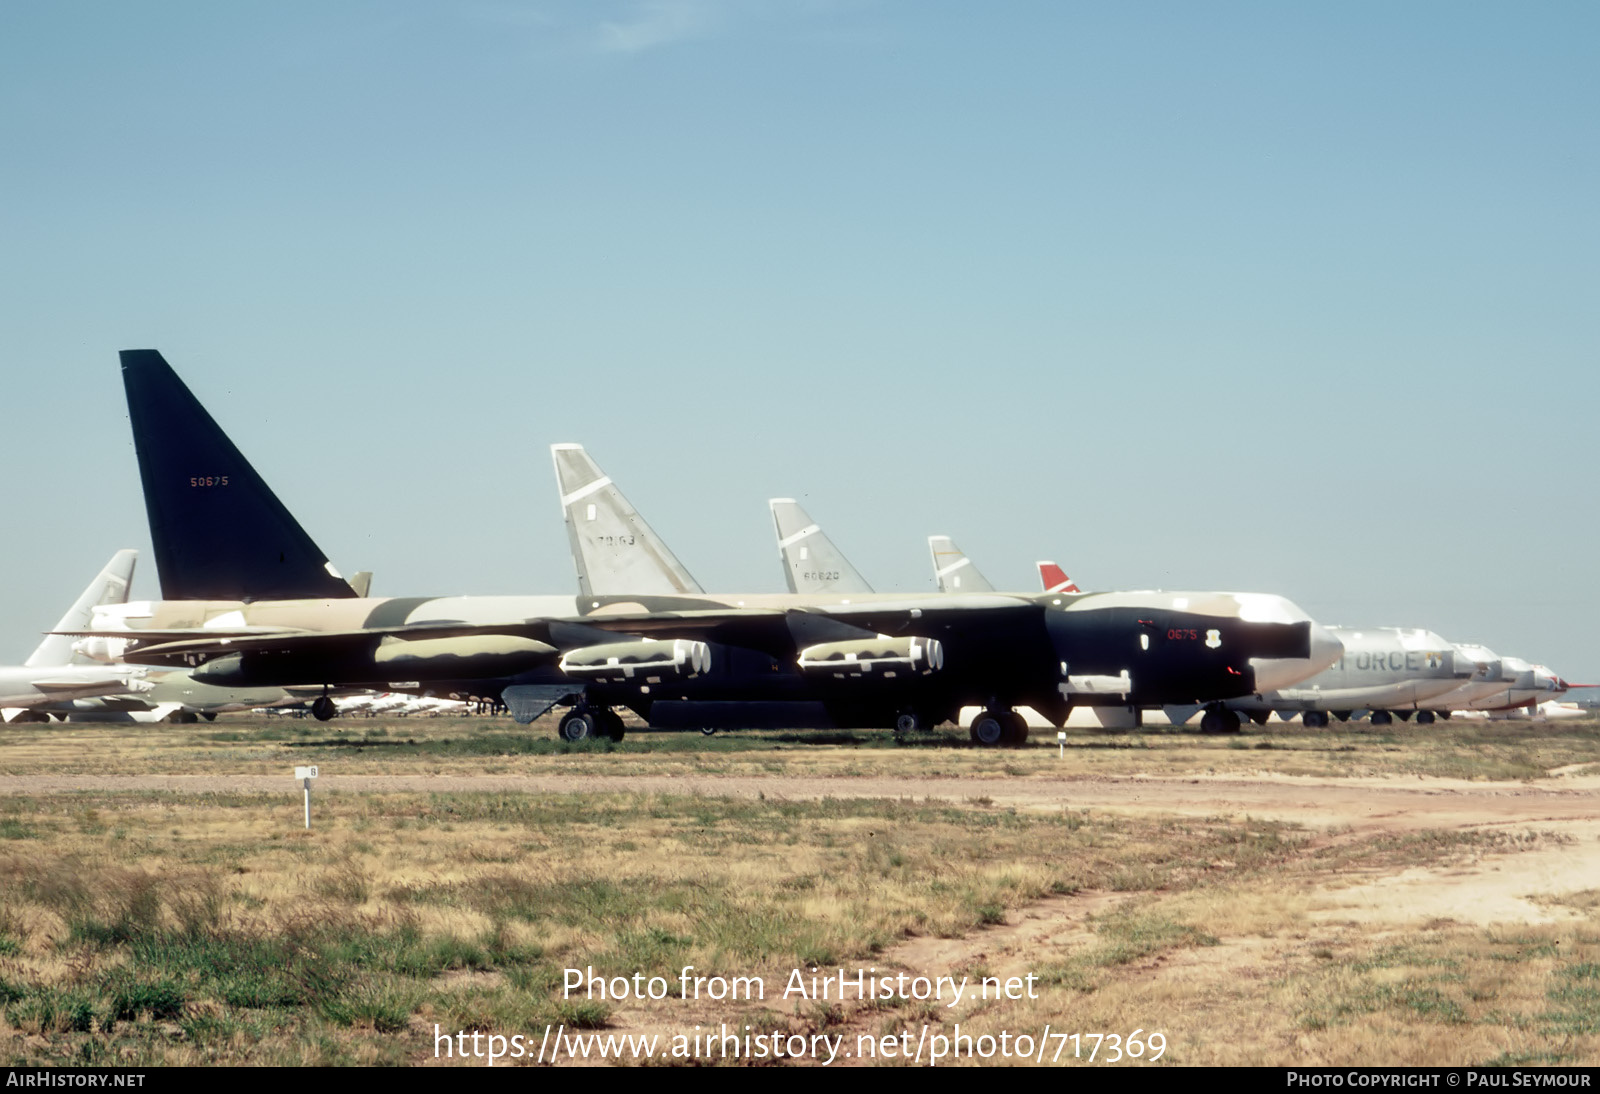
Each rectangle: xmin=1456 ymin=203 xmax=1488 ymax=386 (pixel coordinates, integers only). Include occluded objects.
xmin=1001 ymin=710 xmax=1029 ymax=746
xmin=1200 ymin=706 xmax=1242 ymax=734
xmin=311 ymin=696 xmax=337 ymax=722
xmin=1415 ymin=710 xmax=1436 ymax=725
xmin=970 ymin=711 xmax=1009 ymax=748
xmin=1303 ymin=711 xmax=1330 ymax=729
xmin=1370 ymin=710 xmax=1394 ymax=726
xmin=700 ymin=726 xmax=716 ymax=737
xmin=895 ymin=709 xmax=939 ymax=735
xmin=597 ymin=709 xmax=626 ymax=742
xmin=559 ymin=709 xmax=599 ymax=741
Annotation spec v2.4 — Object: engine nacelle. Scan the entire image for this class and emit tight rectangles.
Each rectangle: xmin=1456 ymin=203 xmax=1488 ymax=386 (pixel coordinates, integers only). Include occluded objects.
xmin=72 ymin=636 xmax=130 ymax=664
xmin=559 ymin=639 xmax=711 ymax=685
xmin=796 ymin=636 xmax=944 ymax=680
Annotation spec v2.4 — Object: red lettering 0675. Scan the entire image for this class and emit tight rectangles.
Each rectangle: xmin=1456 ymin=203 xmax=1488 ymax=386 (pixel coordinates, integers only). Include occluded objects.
xmin=1166 ymin=628 xmax=1198 ymax=641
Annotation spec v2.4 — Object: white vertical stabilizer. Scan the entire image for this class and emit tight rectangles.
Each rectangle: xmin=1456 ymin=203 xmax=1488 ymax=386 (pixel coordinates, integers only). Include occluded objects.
xmin=551 ymin=445 xmax=703 ymax=597
xmin=768 ymin=499 xmax=873 ymax=596
xmin=26 ymin=550 xmax=138 ymax=667
xmin=927 ymin=535 xmax=995 ymax=593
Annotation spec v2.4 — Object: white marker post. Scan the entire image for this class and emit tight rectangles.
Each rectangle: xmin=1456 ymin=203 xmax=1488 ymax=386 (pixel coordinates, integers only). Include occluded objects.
xmin=1057 ymin=730 xmax=1066 ymax=759
xmin=295 ymin=765 xmax=319 ymax=829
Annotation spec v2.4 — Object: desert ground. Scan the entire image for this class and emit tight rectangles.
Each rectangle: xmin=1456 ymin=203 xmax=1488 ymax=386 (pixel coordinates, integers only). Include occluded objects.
xmin=1 ymin=712 xmax=1596 ymax=1067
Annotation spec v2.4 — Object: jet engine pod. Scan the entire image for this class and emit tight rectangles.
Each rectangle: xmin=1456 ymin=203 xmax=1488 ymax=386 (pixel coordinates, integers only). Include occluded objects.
xmin=72 ymin=636 xmax=129 ymax=664
xmin=796 ymin=636 xmax=944 ymax=680
xmin=559 ymin=638 xmax=712 ymax=685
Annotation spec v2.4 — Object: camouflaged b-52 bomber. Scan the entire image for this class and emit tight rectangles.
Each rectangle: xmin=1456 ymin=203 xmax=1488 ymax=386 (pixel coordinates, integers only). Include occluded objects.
xmin=83 ymin=351 xmax=1341 ymax=745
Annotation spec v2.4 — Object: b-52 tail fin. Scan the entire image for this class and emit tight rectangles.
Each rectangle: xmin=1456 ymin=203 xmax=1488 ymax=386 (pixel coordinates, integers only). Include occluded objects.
xmin=1038 ymin=561 xmax=1081 ymax=594
xmin=927 ymin=535 xmax=995 ymax=593
xmin=25 ymin=549 xmax=137 ymax=667
xmin=551 ymin=444 xmax=704 ymax=597
xmin=768 ymin=499 xmax=873 ymax=596
xmin=120 ymin=350 xmax=358 ymax=602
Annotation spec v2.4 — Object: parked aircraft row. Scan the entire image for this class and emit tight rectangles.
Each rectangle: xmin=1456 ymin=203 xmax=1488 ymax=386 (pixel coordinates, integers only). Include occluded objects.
xmin=0 ymin=549 xmax=326 ymax=724
xmin=557 ymin=447 xmax=1575 ymax=734
xmin=20 ymin=347 xmax=1574 ymax=744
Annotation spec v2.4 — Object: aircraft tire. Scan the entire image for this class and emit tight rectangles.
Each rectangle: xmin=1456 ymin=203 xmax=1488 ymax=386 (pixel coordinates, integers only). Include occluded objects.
xmin=559 ymin=710 xmax=599 ymax=742
xmin=699 ymin=726 xmax=716 ymax=736
xmin=1370 ymin=710 xmax=1394 ymax=726
xmin=1303 ymin=711 xmax=1329 ymax=729
xmin=970 ymin=711 xmax=1009 ymax=748
xmin=1001 ymin=711 xmax=1029 ymax=746
xmin=311 ymin=696 xmax=337 ymax=722
xmin=599 ymin=709 xmax=626 ymax=742
xmin=1415 ymin=710 xmax=1436 ymax=725
xmin=895 ymin=709 xmax=939 ymax=734
xmin=1201 ymin=707 xmax=1242 ymax=734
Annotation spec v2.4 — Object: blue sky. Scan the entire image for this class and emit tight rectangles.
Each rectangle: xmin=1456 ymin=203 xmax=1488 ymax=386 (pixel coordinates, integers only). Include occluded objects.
xmin=2 ymin=2 xmax=1596 ymax=681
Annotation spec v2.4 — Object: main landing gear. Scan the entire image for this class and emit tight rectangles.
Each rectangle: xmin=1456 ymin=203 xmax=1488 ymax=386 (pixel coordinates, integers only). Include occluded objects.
xmin=969 ymin=709 xmax=1028 ymax=747
xmin=558 ymin=705 xmax=626 ymax=742
xmin=1199 ymin=704 xmax=1242 ymax=734
xmin=311 ymin=692 xmax=338 ymax=722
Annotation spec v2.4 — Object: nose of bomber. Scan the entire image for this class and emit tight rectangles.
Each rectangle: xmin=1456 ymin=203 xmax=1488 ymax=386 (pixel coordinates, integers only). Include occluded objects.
xmin=1309 ymin=621 xmax=1343 ymax=672
xmin=1248 ymin=618 xmax=1344 ymax=694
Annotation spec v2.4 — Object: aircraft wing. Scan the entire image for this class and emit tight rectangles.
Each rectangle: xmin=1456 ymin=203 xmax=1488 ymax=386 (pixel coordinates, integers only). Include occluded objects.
xmin=109 ymin=621 xmax=552 ymax=667
xmin=98 ymin=598 xmax=1039 ymax=679
xmin=552 ymin=597 xmax=1040 ymax=657
xmin=61 ymin=625 xmax=315 ymax=642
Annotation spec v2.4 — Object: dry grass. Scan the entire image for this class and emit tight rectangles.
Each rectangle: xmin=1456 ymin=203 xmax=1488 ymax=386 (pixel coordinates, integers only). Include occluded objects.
xmin=0 ymin=713 xmax=1596 ymax=1066
xmin=0 ymin=790 xmax=1312 ymax=1065
xmin=2 ymin=711 xmax=1596 ymax=783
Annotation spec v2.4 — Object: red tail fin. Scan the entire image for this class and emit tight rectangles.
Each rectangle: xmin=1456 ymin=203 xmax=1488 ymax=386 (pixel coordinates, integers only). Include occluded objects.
xmin=1037 ymin=561 xmax=1080 ymax=594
